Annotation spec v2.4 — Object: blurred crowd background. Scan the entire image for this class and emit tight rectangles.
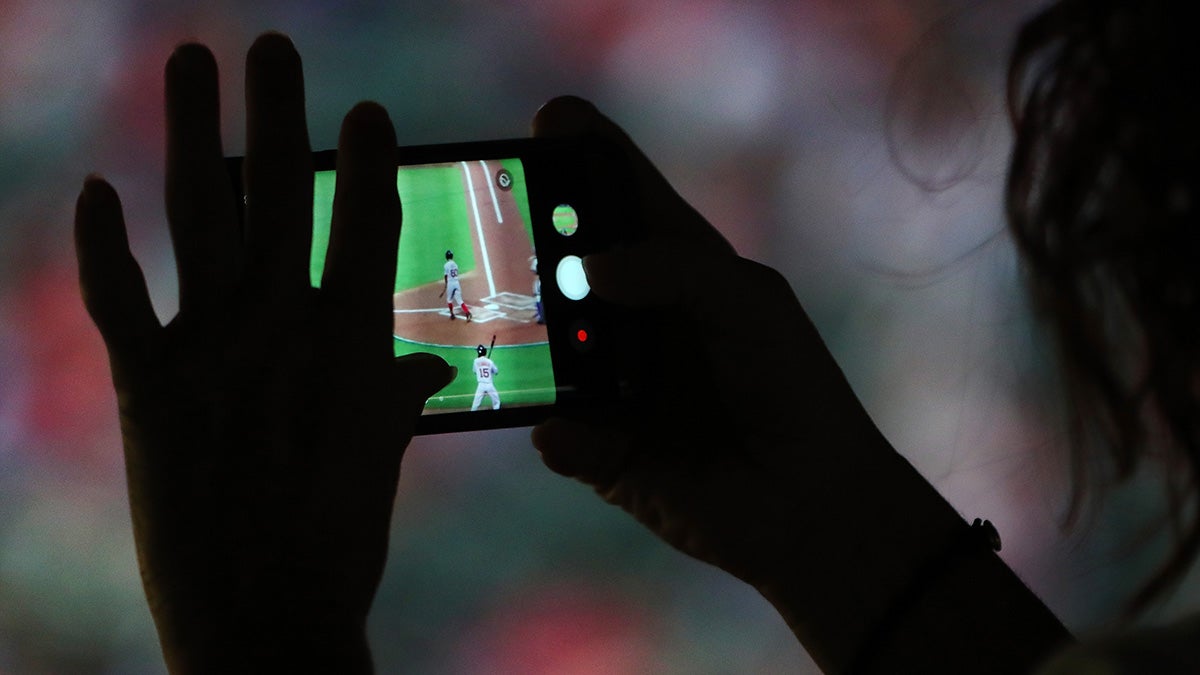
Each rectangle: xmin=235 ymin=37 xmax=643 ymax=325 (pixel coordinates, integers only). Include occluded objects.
xmin=4 ymin=0 xmax=1199 ymax=673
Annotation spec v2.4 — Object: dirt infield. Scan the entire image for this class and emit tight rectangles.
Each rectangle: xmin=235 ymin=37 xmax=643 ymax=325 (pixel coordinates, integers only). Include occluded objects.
xmin=392 ymin=160 xmax=546 ymax=349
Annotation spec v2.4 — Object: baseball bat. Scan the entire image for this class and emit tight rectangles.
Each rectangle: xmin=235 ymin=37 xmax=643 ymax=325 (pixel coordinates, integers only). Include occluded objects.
xmin=489 ymin=334 xmax=496 ymax=355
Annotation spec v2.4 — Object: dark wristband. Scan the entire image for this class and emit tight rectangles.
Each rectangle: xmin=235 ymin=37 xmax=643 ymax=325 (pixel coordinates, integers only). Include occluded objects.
xmin=848 ymin=518 xmax=1002 ymax=674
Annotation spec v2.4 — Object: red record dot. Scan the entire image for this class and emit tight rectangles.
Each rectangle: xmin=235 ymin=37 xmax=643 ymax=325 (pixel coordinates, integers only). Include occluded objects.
xmin=576 ymin=329 xmax=589 ymax=343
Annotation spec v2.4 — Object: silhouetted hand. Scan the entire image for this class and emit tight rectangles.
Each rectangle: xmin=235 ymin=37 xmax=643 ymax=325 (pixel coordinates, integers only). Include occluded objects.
xmin=528 ymin=97 xmax=1066 ymax=673
xmin=74 ymin=34 xmax=451 ymax=673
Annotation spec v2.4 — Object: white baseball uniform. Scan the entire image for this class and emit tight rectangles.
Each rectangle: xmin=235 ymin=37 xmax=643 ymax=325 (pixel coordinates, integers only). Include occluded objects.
xmin=444 ymin=259 xmax=463 ymax=303
xmin=531 ymin=256 xmax=543 ymax=323
xmin=471 ymin=356 xmax=500 ymax=411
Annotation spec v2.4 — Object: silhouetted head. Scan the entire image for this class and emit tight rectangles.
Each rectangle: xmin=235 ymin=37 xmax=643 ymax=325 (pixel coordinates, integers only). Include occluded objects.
xmin=1007 ymin=0 xmax=1200 ymax=614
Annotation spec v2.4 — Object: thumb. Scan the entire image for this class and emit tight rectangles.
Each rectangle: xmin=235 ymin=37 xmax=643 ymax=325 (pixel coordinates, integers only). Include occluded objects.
xmin=391 ymin=352 xmax=455 ymax=407
xmin=75 ymin=176 xmax=160 ymax=357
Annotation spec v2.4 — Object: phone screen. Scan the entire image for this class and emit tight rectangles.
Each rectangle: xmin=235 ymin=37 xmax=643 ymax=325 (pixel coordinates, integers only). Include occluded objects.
xmin=311 ymin=159 xmax=556 ymax=417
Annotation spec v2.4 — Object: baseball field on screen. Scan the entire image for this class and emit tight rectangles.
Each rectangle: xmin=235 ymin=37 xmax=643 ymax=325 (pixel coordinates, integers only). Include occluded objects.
xmin=310 ymin=160 xmax=555 ymax=413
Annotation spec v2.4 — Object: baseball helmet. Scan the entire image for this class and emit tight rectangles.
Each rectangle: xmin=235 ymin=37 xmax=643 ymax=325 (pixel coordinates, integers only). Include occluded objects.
xmin=445 ymin=249 xmax=454 ymax=259
xmin=476 ymin=344 xmax=487 ymax=357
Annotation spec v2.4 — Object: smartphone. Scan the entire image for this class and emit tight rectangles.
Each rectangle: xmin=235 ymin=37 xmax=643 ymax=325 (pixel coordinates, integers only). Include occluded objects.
xmin=229 ymin=136 xmax=634 ymax=434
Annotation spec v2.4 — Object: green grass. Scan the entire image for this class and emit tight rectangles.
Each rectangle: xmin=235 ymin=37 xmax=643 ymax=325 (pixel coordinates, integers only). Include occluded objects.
xmin=394 ymin=339 xmax=556 ymax=410
xmin=311 ymin=170 xmax=336 ymax=288
xmin=312 ymin=160 xmax=555 ymax=412
xmin=395 ymin=164 xmax=476 ymax=289
xmin=310 ymin=165 xmax=478 ymax=291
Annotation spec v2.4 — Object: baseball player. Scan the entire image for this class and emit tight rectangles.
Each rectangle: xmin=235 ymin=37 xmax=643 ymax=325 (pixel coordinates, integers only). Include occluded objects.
xmin=439 ymin=250 xmax=472 ymax=321
xmin=470 ymin=344 xmax=500 ymax=411
xmin=532 ymin=256 xmax=544 ymax=324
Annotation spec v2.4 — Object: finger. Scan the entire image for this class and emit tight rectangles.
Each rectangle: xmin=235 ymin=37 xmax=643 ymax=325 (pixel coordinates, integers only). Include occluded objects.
xmin=381 ymin=354 xmax=455 ymax=468
xmin=390 ymin=353 xmax=456 ymax=409
xmin=532 ymin=416 xmax=635 ymax=490
xmin=321 ymin=102 xmax=400 ymax=348
xmin=532 ymin=96 xmax=734 ymax=255
xmin=586 ymin=240 xmax=838 ymax=430
xmin=75 ymin=176 xmax=161 ymax=353
xmin=164 ymin=42 xmax=239 ymax=315
xmin=581 ymin=238 xmax=751 ymax=309
xmin=584 ymin=241 xmax=810 ymax=352
xmin=244 ymin=32 xmax=313 ymax=308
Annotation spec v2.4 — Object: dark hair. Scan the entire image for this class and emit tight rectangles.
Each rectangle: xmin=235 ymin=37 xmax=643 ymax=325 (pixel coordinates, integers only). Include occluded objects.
xmin=1006 ymin=0 xmax=1200 ymax=615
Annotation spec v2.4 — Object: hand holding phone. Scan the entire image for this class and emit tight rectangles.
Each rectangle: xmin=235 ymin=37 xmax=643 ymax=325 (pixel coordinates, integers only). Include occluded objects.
xmin=527 ymin=97 xmax=987 ymax=672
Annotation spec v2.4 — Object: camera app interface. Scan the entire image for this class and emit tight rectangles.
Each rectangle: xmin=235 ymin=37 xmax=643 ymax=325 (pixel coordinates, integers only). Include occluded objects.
xmin=312 ymin=159 xmax=555 ymax=414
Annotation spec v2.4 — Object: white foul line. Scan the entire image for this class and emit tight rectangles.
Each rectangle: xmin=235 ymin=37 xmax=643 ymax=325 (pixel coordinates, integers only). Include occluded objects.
xmin=480 ymin=159 xmax=504 ymax=223
xmin=460 ymin=161 xmax=496 ymax=297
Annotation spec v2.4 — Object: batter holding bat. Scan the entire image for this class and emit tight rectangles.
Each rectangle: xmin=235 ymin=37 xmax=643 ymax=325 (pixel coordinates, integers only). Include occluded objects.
xmin=471 ymin=337 xmax=500 ymax=411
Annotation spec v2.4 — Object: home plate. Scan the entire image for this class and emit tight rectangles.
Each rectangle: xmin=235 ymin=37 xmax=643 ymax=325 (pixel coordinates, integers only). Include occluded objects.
xmin=486 ymin=303 xmax=500 ymax=310
xmin=483 ymin=292 xmax=537 ymax=311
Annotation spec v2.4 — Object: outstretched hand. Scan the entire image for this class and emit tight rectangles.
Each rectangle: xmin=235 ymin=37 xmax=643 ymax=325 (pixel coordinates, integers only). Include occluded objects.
xmin=75 ymin=34 xmax=450 ymax=672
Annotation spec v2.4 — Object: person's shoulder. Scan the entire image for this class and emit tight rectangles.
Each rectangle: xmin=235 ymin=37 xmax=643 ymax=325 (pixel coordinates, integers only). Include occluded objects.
xmin=1036 ymin=614 xmax=1200 ymax=675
